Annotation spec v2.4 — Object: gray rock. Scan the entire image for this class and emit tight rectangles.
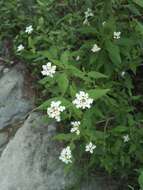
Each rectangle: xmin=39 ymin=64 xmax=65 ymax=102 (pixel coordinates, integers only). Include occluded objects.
xmin=3 ymin=68 xmax=9 ymax=74
xmin=0 ymin=66 xmax=33 ymax=129
xmin=0 ymin=113 xmax=74 ymax=190
xmin=0 ymin=112 xmax=116 ymax=190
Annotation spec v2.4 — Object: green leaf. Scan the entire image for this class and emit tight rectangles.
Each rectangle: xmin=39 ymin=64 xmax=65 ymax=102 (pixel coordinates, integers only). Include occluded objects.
xmin=88 ymin=71 xmax=108 ymax=79
xmin=54 ymin=133 xmax=76 ymax=141
xmin=105 ymin=41 xmax=121 ymax=65
xmin=138 ymin=171 xmax=143 ymax=189
xmin=133 ymin=0 xmax=143 ymax=8
xmin=28 ymin=37 xmax=35 ymax=52
xmin=37 ymin=0 xmax=45 ymax=6
xmin=38 ymin=50 xmax=52 ymax=59
xmin=69 ymin=83 xmax=77 ymax=97
xmin=82 ymin=108 xmax=95 ymax=130
xmin=71 ymin=105 xmax=83 ymax=118
xmin=88 ymin=89 xmax=110 ymax=100
xmin=135 ymin=20 xmax=143 ymax=35
xmin=56 ymin=73 xmax=69 ymax=95
xmin=77 ymin=26 xmax=97 ymax=36
xmin=60 ymin=51 xmax=70 ymax=64
xmin=38 ymin=46 xmax=58 ymax=60
xmin=65 ymin=65 xmax=86 ymax=80
xmin=38 ymin=76 xmax=52 ymax=85
xmin=111 ymin=126 xmax=128 ymax=133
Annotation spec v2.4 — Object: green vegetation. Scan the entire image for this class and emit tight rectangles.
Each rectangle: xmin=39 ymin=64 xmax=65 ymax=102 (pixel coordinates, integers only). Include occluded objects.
xmin=1 ymin=0 xmax=143 ymax=189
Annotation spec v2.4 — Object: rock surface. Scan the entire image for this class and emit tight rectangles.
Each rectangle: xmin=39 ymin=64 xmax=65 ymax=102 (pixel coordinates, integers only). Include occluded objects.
xmin=0 ymin=113 xmax=74 ymax=190
xmin=0 ymin=65 xmax=33 ymax=129
xmin=0 ymin=112 xmax=116 ymax=190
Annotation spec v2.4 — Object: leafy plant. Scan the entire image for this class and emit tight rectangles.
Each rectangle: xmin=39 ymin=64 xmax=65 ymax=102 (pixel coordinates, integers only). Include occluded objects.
xmin=1 ymin=0 xmax=143 ymax=189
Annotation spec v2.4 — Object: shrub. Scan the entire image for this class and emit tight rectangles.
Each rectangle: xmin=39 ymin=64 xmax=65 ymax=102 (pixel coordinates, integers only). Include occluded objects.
xmin=1 ymin=0 xmax=143 ymax=189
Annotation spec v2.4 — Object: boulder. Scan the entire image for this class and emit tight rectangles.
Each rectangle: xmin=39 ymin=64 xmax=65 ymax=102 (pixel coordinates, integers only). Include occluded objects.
xmin=0 ymin=113 xmax=74 ymax=190
xmin=0 ymin=65 xmax=33 ymax=129
xmin=0 ymin=112 xmax=117 ymax=190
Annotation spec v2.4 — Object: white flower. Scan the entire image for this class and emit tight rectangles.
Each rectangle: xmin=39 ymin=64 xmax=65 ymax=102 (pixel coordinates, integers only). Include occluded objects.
xmin=17 ymin=44 xmax=24 ymax=52
xmin=123 ymin=135 xmax=130 ymax=143
xmin=59 ymin=146 xmax=72 ymax=164
xmin=102 ymin=21 xmax=106 ymax=26
xmin=83 ymin=18 xmax=90 ymax=25
xmin=84 ymin=8 xmax=94 ymax=18
xmin=70 ymin=121 xmax=80 ymax=135
xmin=25 ymin=25 xmax=33 ymax=34
xmin=47 ymin=101 xmax=65 ymax=122
xmin=121 ymin=71 xmax=126 ymax=77
xmin=83 ymin=8 xmax=94 ymax=25
xmin=41 ymin=62 xmax=56 ymax=77
xmin=91 ymin=44 xmax=101 ymax=53
xmin=71 ymin=121 xmax=81 ymax=127
xmin=113 ymin=31 xmax=121 ymax=39
xmin=85 ymin=142 xmax=96 ymax=154
xmin=76 ymin=56 xmax=80 ymax=61
xmin=72 ymin=91 xmax=93 ymax=109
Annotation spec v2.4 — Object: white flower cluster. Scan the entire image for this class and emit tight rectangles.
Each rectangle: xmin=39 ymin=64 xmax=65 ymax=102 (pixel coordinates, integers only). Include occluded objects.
xmin=123 ymin=134 xmax=130 ymax=142
xmin=91 ymin=44 xmax=101 ymax=53
xmin=85 ymin=8 xmax=94 ymax=18
xmin=85 ymin=142 xmax=96 ymax=154
xmin=25 ymin=25 xmax=33 ymax=34
xmin=59 ymin=146 xmax=72 ymax=164
xmin=47 ymin=101 xmax=65 ymax=122
xmin=59 ymin=142 xmax=96 ymax=164
xmin=73 ymin=91 xmax=93 ymax=109
xmin=113 ymin=31 xmax=121 ymax=39
xmin=41 ymin=62 xmax=56 ymax=77
xmin=83 ymin=8 xmax=94 ymax=25
xmin=17 ymin=44 xmax=24 ymax=52
xmin=70 ymin=121 xmax=80 ymax=135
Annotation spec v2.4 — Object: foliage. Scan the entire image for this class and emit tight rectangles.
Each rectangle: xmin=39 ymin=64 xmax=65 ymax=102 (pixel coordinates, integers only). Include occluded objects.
xmin=1 ymin=0 xmax=143 ymax=189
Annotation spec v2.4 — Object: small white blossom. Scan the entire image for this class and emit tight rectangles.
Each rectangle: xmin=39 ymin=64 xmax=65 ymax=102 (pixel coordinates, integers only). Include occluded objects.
xmin=72 ymin=91 xmax=93 ymax=109
xmin=85 ymin=142 xmax=96 ymax=154
xmin=70 ymin=121 xmax=80 ymax=135
xmin=59 ymin=146 xmax=72 ymax=164
xmin=76 ymin=56 xmax=80 ymax=61
xmin=121 ymin=71 xmax=126 ymax=77
xmin=102 ymin=21 xmax=106 ymax=26
xmin=41 ymin=62 xmax=56 ymax=77
xmin=17 ymin=44 xmax=24 ymax=52
xmin=47 ymin=101 xmax=65 ymax=122
xmin=113 ymin=31 xmax=121 ymax=39
xmin=123 ymin=135 xmax=130 ymax=143
xmin=83 ymin=8 xmax=94 ymax=25
xmin=71 ymin=127 xmax=80 ymax=135
xmin=84 ymin=8 xmax=94 ymax=18
xmin=83 ymin=18 xmax=90 ymax=25
xmin=25 ymin=25 xmax=33 ymax=34
xmin=71 ymin=121 xmax=81 ymax=127
xmin=91 ymin=44 xmax=101 ymax=53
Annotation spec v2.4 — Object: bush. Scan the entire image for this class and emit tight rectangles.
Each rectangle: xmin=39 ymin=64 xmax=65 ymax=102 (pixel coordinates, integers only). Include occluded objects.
xmin=1 ymin=0 xmax=143 ymax=189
